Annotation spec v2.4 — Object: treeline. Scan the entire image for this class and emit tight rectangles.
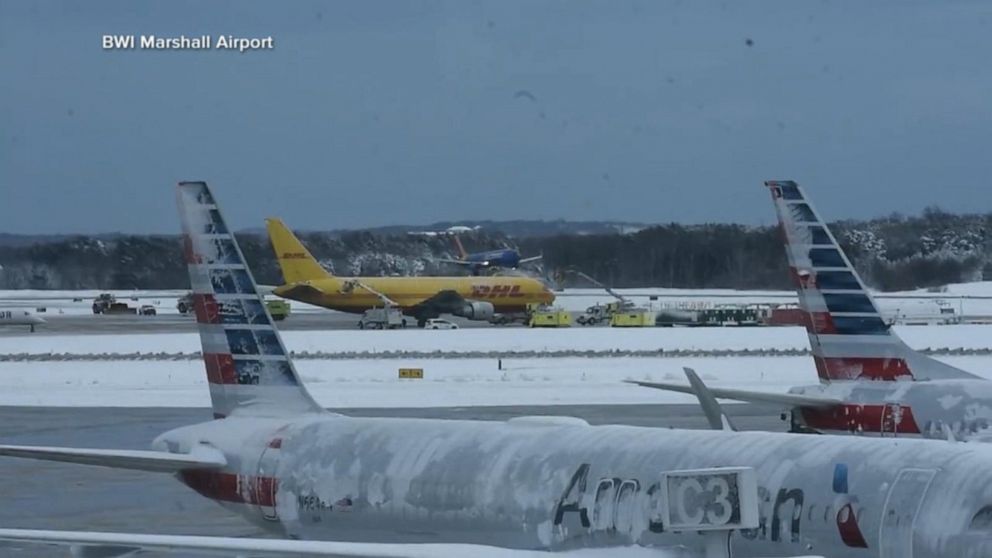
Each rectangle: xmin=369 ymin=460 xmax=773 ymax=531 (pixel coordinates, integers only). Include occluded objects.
xmin=0 ymin=210 xmax=989 ymax=291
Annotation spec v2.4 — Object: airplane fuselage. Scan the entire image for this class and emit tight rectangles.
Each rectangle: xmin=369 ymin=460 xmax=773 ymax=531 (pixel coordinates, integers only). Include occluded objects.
xmin=790 ymin=379 xmax=992 ymax=439
xmin=465 ymin=249 xmax=521 ymax=269
xmin=0 ymin=309 xmax=44 ymax=331
xmin=272 ymin=275 xmax=553 ymax=315
xmin=156 ymin=414 xmax=992 ymax=558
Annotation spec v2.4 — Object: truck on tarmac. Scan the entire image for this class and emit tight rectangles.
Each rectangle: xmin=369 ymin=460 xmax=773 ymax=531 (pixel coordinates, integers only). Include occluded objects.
xmin=358 ymin=307 xmax=407 ymax=330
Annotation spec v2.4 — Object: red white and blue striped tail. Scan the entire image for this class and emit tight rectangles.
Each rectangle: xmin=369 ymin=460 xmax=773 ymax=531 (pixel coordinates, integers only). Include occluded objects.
xmin=176 ymin=182 xmax=323 ymax=418
xmin=765 ymin=180 xmax=978 ymax=382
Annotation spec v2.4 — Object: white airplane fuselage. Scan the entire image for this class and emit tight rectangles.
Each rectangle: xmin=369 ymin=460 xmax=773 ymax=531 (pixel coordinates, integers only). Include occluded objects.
xmin=156 ymin=413 xmax=992 ymax=558
xmin=0 ymin=309 xmax=44 ymax=331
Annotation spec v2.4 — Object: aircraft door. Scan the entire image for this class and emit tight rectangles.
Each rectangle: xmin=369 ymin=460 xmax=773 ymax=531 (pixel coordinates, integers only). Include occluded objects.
xmin=255 ymin=440 xmax=282 ymax=521
xmin=879 ymin=468 xmax=936 ymax=558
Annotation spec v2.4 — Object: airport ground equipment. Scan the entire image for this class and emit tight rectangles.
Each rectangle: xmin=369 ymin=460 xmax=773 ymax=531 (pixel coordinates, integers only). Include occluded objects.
xmin=610 ymin=308 xmax=657 ymax=327
xmin=345 ymin=279 xmax=407 ymax=329
xmin=91 ymin=293 xmax=117 ymax=314
xmin=529 ymin=306 xmax=572 ymax=327
xmin=565 ymin=269 xmax=664 ymax=326
xmin=655 ymin=304 xmax=765 ymax=327
xmin=265 ymin=299 xmax=290 ymax=321
xmin=575 ymin=301 xmax=627 ymax=325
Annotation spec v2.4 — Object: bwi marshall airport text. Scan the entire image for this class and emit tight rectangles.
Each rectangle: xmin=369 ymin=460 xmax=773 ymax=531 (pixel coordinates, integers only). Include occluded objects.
xmin=102 ymin=35 xmax=274 ymax=53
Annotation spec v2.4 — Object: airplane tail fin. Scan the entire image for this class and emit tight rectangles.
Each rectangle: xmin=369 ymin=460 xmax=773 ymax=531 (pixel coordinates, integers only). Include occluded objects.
xmin=178 ymin=183 xmax=323 ymax=418
xmin=451 ymin=234 xmax=468 ymax=260
xmin=265 ymin=218 xmax=333 ymax=284
xmin=766 ymin=180 xmax=978 ymax=382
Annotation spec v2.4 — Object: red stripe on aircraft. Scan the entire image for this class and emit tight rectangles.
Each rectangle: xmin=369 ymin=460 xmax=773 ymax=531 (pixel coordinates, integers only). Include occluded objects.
xmin=203 ymin=353 xmax=237 ymax=384
xmin=813 ymin=356 xmax=913 ymax=381
xmin=836 ymin=503 xmax=869 ymax=548
xmin=808 ymin=312 xmax=837 ymax=334
xmin=192 ymin=294 xmax=220 ymax=324
xmin=179 ymin=470 xmax=276 ymax=507
xmin=800 ymin=404 xmax=921 ymax=434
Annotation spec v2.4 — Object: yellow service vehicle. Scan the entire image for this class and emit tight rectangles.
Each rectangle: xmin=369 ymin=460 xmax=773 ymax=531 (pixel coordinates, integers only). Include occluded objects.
xmin=610 ymin=309 xmax=657 ymax=327
xmin=265 ymin=299 xmax=291 ymax=321
xmin=528 ymin=304 xmax=571 ymax=328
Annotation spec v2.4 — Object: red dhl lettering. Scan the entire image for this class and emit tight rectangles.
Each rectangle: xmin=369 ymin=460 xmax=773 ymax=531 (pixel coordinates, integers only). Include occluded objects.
xmin=471 ymin=285 xmax=525 ymax=298
xmin=282 ymin=252 xmax=308 ymax=259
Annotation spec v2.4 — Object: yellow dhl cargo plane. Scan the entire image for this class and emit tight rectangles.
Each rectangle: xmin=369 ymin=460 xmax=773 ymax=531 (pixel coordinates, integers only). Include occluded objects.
xmin=266 ymin=218 xmax=555 ymax=326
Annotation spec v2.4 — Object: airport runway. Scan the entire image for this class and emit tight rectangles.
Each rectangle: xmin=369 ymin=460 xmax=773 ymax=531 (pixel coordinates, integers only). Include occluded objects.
xmin=0 ymin=312 xmax=498 ymax=336
xmin=0 ymin=404 xmax=782 ymax=557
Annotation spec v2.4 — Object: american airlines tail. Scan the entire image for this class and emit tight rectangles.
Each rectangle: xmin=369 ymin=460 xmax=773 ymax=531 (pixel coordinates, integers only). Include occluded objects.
xmin=179 ymin=184 xmax=323 ymax=418
xmin=265 ymin=217 xmax=333 ymax=284
xmin=766 ymin=180 xmax=978 ymax=382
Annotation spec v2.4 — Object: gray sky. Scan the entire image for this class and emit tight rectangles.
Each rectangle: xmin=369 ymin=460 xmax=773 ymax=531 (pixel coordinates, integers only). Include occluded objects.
xmin=2 ymin=1 xmax=991 ymax=234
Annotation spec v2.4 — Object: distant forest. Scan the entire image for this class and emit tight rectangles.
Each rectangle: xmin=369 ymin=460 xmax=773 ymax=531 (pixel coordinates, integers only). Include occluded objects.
xmin=0 ymin=209 xmax=989 ymax=291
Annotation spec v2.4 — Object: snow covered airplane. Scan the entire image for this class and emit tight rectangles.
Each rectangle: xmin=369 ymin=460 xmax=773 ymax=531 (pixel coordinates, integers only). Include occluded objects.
xmin=630 ymin=180 xmax=992 ymax=439
xmin=0 ymin=308 xmax=45 ymax=332
xmin=7 ymin=182 xmax=992 ymax=557
xmin=439 ymin=233 xmax=542 ymax=274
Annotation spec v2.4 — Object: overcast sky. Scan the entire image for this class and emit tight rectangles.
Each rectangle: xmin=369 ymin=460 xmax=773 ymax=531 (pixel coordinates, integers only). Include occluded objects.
xmin=2 ymin=1 xmax=991 ymax=234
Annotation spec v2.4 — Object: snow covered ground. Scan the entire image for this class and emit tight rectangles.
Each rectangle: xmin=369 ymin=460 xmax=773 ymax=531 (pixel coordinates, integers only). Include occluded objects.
xmin=0 ymin=283 xmax=991 ymax=408
xmin=1 ymin=353 xmax=990 ymax=408
xmin=2 ymin=323 xmax=991 ymax=357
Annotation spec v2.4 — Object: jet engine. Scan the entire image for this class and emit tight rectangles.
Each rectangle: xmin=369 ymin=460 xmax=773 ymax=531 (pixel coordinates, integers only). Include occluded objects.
xmin=457 ymin=301 xmax=495 ymax=321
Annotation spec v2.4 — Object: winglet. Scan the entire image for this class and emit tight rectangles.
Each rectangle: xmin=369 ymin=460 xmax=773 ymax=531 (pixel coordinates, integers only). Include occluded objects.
xmin=682 ymin=367 xmax=736 ymax=432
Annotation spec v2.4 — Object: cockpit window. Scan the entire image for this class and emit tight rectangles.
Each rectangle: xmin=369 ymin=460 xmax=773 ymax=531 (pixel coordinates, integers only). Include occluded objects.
xmin=971 ymin=506 xmax=992 ymax=530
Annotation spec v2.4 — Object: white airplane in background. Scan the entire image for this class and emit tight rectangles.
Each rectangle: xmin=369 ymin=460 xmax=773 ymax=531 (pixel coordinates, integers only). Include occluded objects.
xmin=630 ymin=180 xmax=992 ymax=439
xmin=0 ymin=308 xmax=44 ymax=332
xmin=4 ymin=182 xmax=992 ymax=557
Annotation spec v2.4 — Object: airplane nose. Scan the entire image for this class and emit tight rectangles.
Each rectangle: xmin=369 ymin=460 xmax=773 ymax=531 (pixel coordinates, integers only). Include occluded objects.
xmin=28 ymin=315 xmax=45 ymax=324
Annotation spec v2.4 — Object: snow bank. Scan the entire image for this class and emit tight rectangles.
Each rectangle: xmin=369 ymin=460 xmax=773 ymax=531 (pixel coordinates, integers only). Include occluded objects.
xmin=4 ymin=324 xmax=992 ymax=357
xmin=2 ymin=355 xmax=989 ymax=408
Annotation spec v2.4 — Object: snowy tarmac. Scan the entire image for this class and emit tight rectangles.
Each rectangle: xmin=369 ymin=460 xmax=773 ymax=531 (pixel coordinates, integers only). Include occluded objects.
xmin=0 ymin=404 xmax=781 ymax=558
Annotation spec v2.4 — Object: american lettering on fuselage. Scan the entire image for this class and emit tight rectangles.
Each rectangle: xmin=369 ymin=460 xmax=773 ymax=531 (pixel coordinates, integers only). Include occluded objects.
xmin=285 ymin=459 xmax=852 ymax=550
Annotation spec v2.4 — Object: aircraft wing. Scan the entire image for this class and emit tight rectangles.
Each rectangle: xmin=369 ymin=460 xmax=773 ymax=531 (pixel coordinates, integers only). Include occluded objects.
xmin=0 ymin=529 xmax=675 ymax=557
xmin=439 ymin=258 xmax=493 ymax=268
xmin=625 ymin=380 xmax=842 ymax=408
xmin=0 ymin=444 xmax=227 ymax=473
xmin=414 ymin=289 xmax=468 ymax=311
xmin=519 ymin=254 xmax=543 ymax=264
